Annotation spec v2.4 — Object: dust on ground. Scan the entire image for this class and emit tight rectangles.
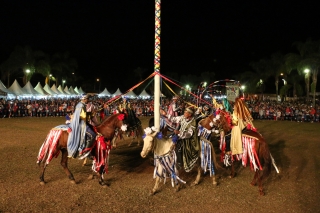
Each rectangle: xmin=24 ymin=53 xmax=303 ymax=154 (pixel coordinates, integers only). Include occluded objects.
xmin=0 ymin=117 xmax=320 ymax=212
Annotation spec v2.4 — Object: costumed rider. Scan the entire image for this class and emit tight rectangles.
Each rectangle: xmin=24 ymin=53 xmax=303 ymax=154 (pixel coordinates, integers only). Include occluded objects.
xmin=210 ymin=94 xmax=233 ymax=153
xmin=165 ymin=96 xmax=181 ymax=131
xmin=230 ymin=97 xmax=255 ymax=155
xmin=211 ymin=95 xmax=255 ymax=156
xmin=67 ymin=94 xmax=97 ymax=159
xmin=118 ymin=97 xmax=141 ymax=131
xmin=161 ymin=106 xmax=199 ymax=172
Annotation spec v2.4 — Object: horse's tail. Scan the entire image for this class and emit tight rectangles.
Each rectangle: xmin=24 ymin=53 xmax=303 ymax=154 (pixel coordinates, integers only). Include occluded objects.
xmin=260 ymin=139 xmax=272 ymax=179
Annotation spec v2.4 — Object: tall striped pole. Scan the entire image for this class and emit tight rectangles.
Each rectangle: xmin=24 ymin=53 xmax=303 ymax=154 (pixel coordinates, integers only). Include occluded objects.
xmin=154 ymin=0 xmax=161 ymax=130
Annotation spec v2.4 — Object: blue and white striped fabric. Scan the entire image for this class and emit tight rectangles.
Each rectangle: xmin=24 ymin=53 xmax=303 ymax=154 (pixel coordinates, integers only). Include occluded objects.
xmin=154 ymin=151 xmax=186 ymax=187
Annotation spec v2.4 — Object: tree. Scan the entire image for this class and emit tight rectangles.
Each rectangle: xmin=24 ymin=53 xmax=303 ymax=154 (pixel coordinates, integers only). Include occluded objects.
xmin=286 ymin=38 xmax=320 ymax=106
xmin=0 ymin=45 xmax=51 ymax=86
xmin=0 ymin=45 xmax=33 ymax=87
xmin=50 ymin=52 xmax=78 ymax=87
xmin=233 ymin=70 xmax=262 ymax=94
xmin=249 ymin=60 xmax=270 ymax=99
xmin=285 ymin=70 xmax=304 ymax=98
xmin=250 ymin=52 xmax=286 ymax=97
xmin=269 ymin=53 xmax=287 ymax=96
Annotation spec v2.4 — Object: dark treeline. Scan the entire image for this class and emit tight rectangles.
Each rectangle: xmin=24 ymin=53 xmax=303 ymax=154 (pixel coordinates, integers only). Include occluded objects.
xmin=1 ymin=38 xmax=320 ymax=106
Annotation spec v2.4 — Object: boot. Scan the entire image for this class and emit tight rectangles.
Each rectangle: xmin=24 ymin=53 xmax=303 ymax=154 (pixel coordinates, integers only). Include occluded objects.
xmin=79 ymin=136 xmax=94 ymax=159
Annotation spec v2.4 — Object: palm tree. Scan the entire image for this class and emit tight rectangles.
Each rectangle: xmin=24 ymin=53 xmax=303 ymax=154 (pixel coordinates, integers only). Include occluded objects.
xmin=286 ymin=38 xmax=320 ymax=106
xmin=285 ymin=70 xmax=304 ymax=98
xmin=269 ymin=53 xmax=287 ymax=96
xmin=50 ymin=52 xmax=78 ymax=87
xmin=250 ymin=52 xmax=286 ymax=97
xmin=249 ymin=60 xmax=272 ymax=99
xmin=0 ymin=45 xmax=50 ymax=86
xmin=0 ymin=45 xmax=32 ymax=87
xmin=233 ymin=70 xmax=263 ymax=94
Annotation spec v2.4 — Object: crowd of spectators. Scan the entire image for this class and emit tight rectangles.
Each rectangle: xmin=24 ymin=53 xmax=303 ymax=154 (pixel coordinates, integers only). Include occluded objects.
xmin=0 ymin=97 xmax=157 ymax=119
xmin=1 ymin=97 xmax=319 ymax=123
xmin=246 ymin=99 xmax=320 ymax=123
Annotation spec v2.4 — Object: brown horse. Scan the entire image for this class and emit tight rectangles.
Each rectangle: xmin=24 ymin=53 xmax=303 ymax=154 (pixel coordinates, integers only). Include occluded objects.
xmin=37 ymin=113 xmax=127 ymax=186
xmin=200 ymin=113 xmax=275 ymax=195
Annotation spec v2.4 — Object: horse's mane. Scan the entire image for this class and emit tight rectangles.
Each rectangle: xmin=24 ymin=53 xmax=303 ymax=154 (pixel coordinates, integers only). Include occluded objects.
xmin=218 ymin=112 xmax=232 ymax=133
xmin=96 ymin=113 xmax=121 ymax=128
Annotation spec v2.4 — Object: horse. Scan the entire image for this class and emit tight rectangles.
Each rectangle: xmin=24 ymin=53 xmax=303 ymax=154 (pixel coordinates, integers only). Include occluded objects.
xmin=37 ymin=113 xmax=128 ymax=187
xmin=114 ymin=105 xmax=144 ymax=147
xmin=125 ymin=116 xmax=144 ymax=147
xmin=140 ymin=128 xmax=218 ymax=195
xmin=200 ymin=112 xmax=278 ymax=195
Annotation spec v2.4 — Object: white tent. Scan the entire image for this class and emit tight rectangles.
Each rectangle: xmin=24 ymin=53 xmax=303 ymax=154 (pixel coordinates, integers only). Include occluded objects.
xmin=34 ymin=82 xmax=50 ymax=96
xmin=138 ymin=89 xmax=151 ymax=98
xmin=112 ymin=88 xmax=122 ymax=96
xmin=23 ymin=81 xmax=41 ymax=96
xmin=124 ymin=90 xmax=137 ymax=99
xmin=64 ymin=86 xmax=72 ymax=95
xmin=58 ymin=85 xmax=69 ymax=95
xmin=78 ymin=87 xmax=85 ymax=94
xmin=98 ymin=88 xmax=112 ymax=97
xmin=0 ymin=80 xmax=15 ymax=98
xmin=153 ymin=92 xmax=166 ymax=97
xmin=69 ymin=86 xmax=78 ymax=95
xmin=74 ymin=87 xmax=80 ymax=94
xmin=51 ymin=84 xmax=62 ymax=95
xmin=43 ymin=84 xmax=58 ymax=95
xmin=8 ymin=79 xmax=28 ymax=96
xmin=0 ymin=88 xmax=6 ymax=97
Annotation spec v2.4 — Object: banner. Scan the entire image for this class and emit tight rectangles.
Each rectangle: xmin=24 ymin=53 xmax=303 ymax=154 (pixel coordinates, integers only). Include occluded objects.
xmin=226 ymin=82 xmax=239 ymax=102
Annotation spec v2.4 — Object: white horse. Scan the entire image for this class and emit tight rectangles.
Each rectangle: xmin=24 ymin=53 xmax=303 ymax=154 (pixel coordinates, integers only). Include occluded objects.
xmin=141 ymin=129 xmax=217 ymax=195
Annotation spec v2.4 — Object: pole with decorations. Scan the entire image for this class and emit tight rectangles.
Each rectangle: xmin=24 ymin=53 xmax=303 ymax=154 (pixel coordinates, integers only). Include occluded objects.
xmin=154 ymin=0 xmax=161 ymax=130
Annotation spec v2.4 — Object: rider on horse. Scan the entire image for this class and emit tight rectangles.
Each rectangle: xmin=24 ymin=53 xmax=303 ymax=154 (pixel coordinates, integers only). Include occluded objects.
xmin=118 ymin=97 xmax=141 ymax=128
xmin=165 ymin=96 xmax=181 ymax=131
xmin=161 ymin=106 xmax=199 ymax=172
xmin=67 ymin=94 xmax=97 ymax=159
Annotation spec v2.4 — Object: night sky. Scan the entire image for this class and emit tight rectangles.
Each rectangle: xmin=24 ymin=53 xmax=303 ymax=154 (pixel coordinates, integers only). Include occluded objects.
xmin=1 ymin=1 xmax=320 ymax=92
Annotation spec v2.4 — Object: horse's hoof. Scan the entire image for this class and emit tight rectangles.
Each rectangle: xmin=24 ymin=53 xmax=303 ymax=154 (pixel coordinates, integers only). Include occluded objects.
xmin=40 ymin=181 xmax=45 ymax=186
xmin=149 ymin=191 xmax=155 ymax=196
xmin=213 ymin=181 xmax=218 ymax=185
xmin=70 ymin=180 xmax=76 ymax=184
xmin=87 ymin=174 xmax=94 ymax=180
xmin=259 ymin=191 xmax=265 ymax=196
xmin=190 ymin=182 xmax=198 ymax=187
xmin=99 ymin=180 xmax=109 ymax=187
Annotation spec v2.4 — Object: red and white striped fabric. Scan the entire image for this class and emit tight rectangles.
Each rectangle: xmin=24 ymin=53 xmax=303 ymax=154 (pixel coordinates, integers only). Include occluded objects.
xmin=37 ymin=129 xmax=63 ymax=166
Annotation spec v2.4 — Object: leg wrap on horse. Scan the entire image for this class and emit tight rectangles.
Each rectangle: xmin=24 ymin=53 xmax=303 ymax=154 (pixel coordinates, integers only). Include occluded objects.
xmin=79 ymin=125 xmax=97 ymax=158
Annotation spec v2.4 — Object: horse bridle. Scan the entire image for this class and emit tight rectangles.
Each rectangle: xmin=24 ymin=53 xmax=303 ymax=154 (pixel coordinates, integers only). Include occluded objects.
xmin=141 ymin=135 xmax=154 ymax=155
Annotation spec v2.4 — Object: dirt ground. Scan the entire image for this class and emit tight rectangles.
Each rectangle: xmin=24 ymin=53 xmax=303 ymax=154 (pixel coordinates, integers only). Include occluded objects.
xmin=1 ymin=116 xmax=320 ymax=213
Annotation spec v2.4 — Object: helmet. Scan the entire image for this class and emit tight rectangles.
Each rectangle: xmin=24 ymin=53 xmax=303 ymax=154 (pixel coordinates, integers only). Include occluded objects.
xmin=80 ymin=94 xmax=88 ymax=100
